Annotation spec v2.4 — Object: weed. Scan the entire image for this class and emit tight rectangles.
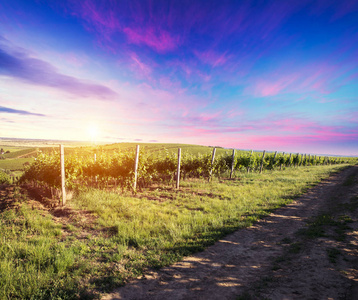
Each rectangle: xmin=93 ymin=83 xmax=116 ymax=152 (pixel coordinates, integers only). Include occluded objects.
xmin=298 ymin=214 xmax=335 ymax=238
xmin=288 ymin=242 xmax=303 ymax=254
xmin=280 ymin=237 xmax=292 ymax=244
xmin=338 ymin=215 xmax=353 ymax=223
xmin=327 ymin=247 xmax=341 ymax=263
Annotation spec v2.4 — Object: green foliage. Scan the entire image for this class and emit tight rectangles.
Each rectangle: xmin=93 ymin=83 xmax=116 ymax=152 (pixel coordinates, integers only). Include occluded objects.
xmin=20 ymin=146 xmax=357 ymax=191
xmin=0 ymin=170 xmax=11 ymax=184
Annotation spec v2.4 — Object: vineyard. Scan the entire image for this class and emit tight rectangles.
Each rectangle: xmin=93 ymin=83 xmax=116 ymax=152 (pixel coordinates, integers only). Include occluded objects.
xmin=20 ymin=145 xmax=356 ymax=193
xmin=1 ymin=143 xmax=357 ymax=299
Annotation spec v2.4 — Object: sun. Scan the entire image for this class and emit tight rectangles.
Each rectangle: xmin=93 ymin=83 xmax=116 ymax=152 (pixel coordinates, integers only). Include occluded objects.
xmin=87 ymin=124 xmax=99 ymax=143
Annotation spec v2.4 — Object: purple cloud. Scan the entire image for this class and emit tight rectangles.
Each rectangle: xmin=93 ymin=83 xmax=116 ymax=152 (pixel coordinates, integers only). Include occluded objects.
xmin=0 ymin=106 xmax=46 ymax=117
xmin=0 ymin=41 xmax=117 ymax=99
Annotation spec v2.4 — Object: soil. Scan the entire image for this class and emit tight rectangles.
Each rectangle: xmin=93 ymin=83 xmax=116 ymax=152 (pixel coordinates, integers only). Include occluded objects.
xmin=102 ymin=165 xmax=358 ymax=300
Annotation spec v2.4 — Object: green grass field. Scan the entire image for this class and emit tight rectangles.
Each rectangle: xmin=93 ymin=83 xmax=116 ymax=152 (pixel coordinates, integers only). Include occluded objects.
xmin=0 ymin=158 xmax=35 ymax=171
xmin=0 ymin=164 xmax=352 ymax=299
xmin=1 ymin=147 xmax=37 ymax=159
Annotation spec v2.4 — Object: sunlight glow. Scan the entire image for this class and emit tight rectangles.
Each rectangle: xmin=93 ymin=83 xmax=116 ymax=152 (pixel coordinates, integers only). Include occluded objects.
xmin=87 ymin=124 xmax=99 ymax=143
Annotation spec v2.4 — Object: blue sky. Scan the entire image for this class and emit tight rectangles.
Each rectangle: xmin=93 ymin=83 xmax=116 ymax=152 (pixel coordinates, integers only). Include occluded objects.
xmin=0 ymin=0 xmax=357 ymax=155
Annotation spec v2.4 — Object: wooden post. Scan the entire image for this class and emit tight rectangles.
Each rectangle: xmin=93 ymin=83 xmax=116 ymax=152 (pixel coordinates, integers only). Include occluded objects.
xmin=280 ymin=152 xmax=285 ymax=170
xmin=209 ymin=147 xmax=216 ymax=181
xmin=60 ymin=144 xmax=66 ymax=206
xmin=230 ymin=149 xmax=235 ymax=179
xmin=247 ymin=150 xmax=253 ymax=173
xmin=133 ymin=145 xmax=140 ymax=190
xmin=260 ymin=150 xmax=266 ymax=174
xmin=300 ymin=154 xmax=303 ymax=166
xmin=176 ymin=148 xmax=181 ymax=189
xmin=288 ymin=153 xmax=292 ymax=167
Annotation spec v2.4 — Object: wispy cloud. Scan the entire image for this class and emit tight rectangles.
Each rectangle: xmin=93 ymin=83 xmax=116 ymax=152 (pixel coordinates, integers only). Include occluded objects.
xmin=123 ymin=27 xmax=180 ymax=53
xmin=68 ymin=0 xmax=181 ymax=53
xmin=194 ymin=50 xmax=228 ymax=67
xmin=0 ymin=106 xmax=46 ymax=117
xmin=245 ymin=57 xmax=356 ymax=97
xmin=0 ymin=40 xmax=117 ymax=99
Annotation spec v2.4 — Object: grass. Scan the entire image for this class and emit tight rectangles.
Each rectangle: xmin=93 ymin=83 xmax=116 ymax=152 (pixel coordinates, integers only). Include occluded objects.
xmin=0 ymin=158 xmax=35 ymax=171
xmin=0 ymin=191 xmax=87 ymax=299
xmin=327 ymin=247 xmax=341 ymax=263
xmin=1 ymin=148 xmax=36 ymax=159
xmin=0 ymin=164 xmax=353 ymax=299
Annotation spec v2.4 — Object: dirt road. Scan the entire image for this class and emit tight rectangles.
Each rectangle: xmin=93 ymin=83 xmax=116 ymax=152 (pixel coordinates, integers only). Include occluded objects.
xmin=103 ymin=166 xmax=358 ymax=300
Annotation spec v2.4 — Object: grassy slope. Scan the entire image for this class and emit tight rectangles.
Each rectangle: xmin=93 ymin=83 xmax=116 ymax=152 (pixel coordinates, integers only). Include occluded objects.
xmin=2 ymin=148 xmax=36 ymax=159
xmin=0 ymin=158 xmax=35 ymax=171
xmin=0 ymin=164 xmax=351 ymax=299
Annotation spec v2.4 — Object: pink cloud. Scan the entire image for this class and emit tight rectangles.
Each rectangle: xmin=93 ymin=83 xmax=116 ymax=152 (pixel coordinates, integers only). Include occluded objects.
xmin=67 ymin=1 xmax=181 ymax=53
xmin=128 ymin=53 xmax=152 ymax=78
xmin=227 ymin=109 xmax=245 ymax=119
xmin=245 ymin=58 xmax=351 ymax=97
xmin=111 ymin=80 xmax=209 ymax=125
xmin=170 ymin=129 xmax=358 ymax=155
xmin=250 ymin=74 xmax=298 ymax=97
xmin=245 ymin=131 xmax=358 ymax=149
xmin=194 ymin=50 xmax=229 ymax=67
xmin=123 ymin=27 xmax=180 ymax=53
xmin=196 ymin=112 xmax=222 ymax=122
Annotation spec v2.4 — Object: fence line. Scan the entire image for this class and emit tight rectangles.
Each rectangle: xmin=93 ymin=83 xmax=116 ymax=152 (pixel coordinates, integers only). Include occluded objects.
xmin=16 ymin=144 xmax=356 ymax=205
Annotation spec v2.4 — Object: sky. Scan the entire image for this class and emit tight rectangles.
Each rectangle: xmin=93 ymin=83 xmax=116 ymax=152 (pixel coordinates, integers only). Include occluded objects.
xmin=0 ymin=0 xmax=357 ymax=155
